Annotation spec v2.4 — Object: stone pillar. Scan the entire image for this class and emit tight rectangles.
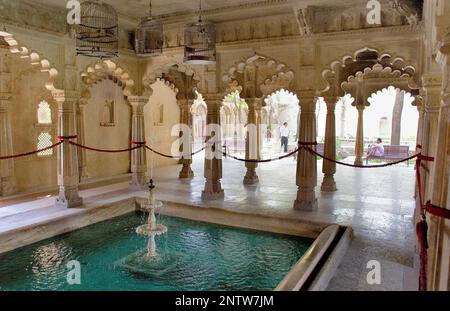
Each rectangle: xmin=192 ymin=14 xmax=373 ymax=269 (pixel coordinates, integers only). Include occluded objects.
xmin=179 ymin=99 xmax=194 ymax=179
xmin=294 ymin=95 xmax=317 ymax=210
xmin=129 ymin=96 xmax=149 ymax=189
xmin=391 ymin=89 xmax=405 ymax=145
xmin=321 ymin=96 xmax=337 ymax=192
xmin=53 ymin=90 xmax=82 ymax=208
xmin=427 ymin=36 xmax=450 ymax=291
xmin=202 ymin=94 xmax=224 ymax=200
xmin=354 ymin=104 xmax=366 ymax=166
xmin=76 ymin=98 xmax=88 ymax=181
xmin=421 ymin=73 xmax=442 ymax=198
xmin=243 ymin=98 xmax=261 ymax=185
xmin=0 ymin=49 xmax=16 ymax=196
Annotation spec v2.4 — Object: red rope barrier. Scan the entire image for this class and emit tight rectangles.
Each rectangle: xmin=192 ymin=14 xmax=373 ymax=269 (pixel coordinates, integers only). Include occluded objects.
xmin=0 ymin=141 xmax=63 ymax=160
xmin=426 ymin=201 xmax=450 ymax=219
xmin=223 ymin=148 xmax=300 ymax=163
xmin=144 ymin=144 xmax=207 ymax=159
xmin=57 ymin=135 xmax=78 ymax=141
xmin=69 ymin=141 xmax=143 ymax=153
xmin=303 ymin=146 xmax=419 ymax=168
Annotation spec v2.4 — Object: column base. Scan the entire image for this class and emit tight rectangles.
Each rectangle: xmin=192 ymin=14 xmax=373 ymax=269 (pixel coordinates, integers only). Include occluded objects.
xmin=202 ymin=180 xmax=224 ymax=200
xmin=321 ymin=175 xmax=337 ymax=192
xmin=354 ymin=158 xmax=363 ymax=166
xmin=55 ymin=190 xmax=83 ymax=209
xmin=243 ymin=172 xmax=259 ymax=185
xmin=293 ymin=198 xmax=317 ymax=211
xmin=179 ymin=166 xmax=194 ymax=179
xmin=201 ymin=190 xmax=225 ymax=200
xmin=0 ymin=177 xmax=17 ymax=196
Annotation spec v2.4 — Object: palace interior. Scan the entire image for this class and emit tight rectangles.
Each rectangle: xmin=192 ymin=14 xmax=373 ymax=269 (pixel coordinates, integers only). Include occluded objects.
xmin=0 ymin=0 xmax=449 ymax=291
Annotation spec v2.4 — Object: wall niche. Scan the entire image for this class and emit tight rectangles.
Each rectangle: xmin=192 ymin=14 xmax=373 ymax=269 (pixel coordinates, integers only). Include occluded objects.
xmin=100 ymin=100 xmax=115 ymax=127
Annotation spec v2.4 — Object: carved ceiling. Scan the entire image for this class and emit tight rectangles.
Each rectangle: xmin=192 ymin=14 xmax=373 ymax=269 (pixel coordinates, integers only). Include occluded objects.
xmin=30 ymin=0 xmax=423 ymax=27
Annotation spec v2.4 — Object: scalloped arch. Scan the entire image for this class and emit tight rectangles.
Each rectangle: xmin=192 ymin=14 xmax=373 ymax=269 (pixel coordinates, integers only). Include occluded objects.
xmin=80 ymin=60 xmax=135 ymax=97
xmin=0 ymin=30 xmax=59 ymax=92
xmin=143 ymin=60 xmax=200 ymax=98
xmin=320 ymin=47 xmax=418 ymax=95
xmin=222 ymin=53 xmax=295 ymax=98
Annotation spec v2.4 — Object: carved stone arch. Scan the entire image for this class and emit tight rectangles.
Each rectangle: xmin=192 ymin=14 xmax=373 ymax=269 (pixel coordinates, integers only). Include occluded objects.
xmin=341 ymin=63 xmax=417 ymax=106
xmin=0 ymin=30 xmax=59 ymax=92
xmin=222 ymin=53 xmax=295 ymax=99
xmin=143 ymin=61 xmax=200 ymax=100
xmin=320 ymin=47 xmax=419 ymax=97
xmin=155 ymin=77 xmax=179 ymax=96
xmin=80 ymin=59 xmax=135 ymax=98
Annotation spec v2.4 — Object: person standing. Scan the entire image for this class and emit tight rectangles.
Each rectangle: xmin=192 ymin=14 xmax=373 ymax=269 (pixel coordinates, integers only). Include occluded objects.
xmin=280 ymin=122 xmax=290 ymax=153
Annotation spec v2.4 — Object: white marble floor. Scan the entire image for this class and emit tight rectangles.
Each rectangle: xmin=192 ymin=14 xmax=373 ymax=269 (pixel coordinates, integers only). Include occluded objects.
xmin=0 ymin=153 xmax=419 ymax=290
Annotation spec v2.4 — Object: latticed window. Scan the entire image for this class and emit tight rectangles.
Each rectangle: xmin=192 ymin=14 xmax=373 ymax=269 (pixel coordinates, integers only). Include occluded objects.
xmin=37 ymin=101 xmax=52 ymax=124
xmin=37 ymin=132 xmax=53 ymax=157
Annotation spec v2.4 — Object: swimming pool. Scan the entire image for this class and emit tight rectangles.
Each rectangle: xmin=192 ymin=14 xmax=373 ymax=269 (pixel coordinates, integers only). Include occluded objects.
xmin=0 ymin=212 xmax=313 ymax=291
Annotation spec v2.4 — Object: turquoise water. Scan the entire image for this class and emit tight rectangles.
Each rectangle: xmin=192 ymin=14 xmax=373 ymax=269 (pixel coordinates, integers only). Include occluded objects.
xmin=0 ymin=212 xmax=312 ymax=291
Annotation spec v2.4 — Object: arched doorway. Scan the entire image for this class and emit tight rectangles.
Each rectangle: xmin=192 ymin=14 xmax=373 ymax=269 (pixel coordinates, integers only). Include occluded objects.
xmin=263 ymin=89 xmax=299 ymax=156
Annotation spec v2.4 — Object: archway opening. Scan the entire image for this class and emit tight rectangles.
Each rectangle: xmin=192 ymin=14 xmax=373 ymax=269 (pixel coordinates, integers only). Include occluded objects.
xmin=263 ymin=89 xmax=299 ymax=157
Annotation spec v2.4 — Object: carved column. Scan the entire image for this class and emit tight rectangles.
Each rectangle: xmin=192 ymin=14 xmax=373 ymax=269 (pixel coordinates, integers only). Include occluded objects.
xmin=243 ymin=98 xmax=261 ymax=185
xmin=179 ymin=99 xmax=194 ymax=179
xmin=421 ymin=73 xmax=442 ymax=198
xmin=354 ymin=104 xmax=366 ymax=166
xmin=129 ymin=96 xmax=149 ymax=188
xmin=0 ymin=49 xmax=16 ymax=196
xmin=53 ymin=90 xmax=82 ymax=208
xmin=294 ymin=94 xmax=317 ymax=210
xmin=76 ymin=98 xmax=88 ymax=181
xmin=427 ymin=35 xmax=450 ymax=291
xmin=202 ymin=94 xmax=224 ymax=200
xmin=321 ymin=96 xmax=337 ymax=192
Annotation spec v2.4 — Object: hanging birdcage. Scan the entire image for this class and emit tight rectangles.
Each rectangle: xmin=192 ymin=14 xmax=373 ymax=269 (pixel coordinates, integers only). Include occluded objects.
xmin=135 ymin=0 xmax=163 ymax=57
xmin=76 ymin=0 xmax=119 ymax=58
xmin=184 ymin=1 xmax=216 ymax=65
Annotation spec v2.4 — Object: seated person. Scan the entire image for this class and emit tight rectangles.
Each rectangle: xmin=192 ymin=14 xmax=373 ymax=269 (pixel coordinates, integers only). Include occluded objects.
xmin=367 ymin=138 xmax=384 ymax=158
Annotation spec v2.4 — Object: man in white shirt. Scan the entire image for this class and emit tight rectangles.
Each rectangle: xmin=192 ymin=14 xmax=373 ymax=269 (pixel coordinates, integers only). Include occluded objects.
xmin=280 ymin=122 xmax=290 ymax=153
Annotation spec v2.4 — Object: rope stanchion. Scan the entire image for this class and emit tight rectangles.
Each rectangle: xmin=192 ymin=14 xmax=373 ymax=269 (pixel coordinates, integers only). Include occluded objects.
xmin=0 ymin=141 xmax=63 ymax=160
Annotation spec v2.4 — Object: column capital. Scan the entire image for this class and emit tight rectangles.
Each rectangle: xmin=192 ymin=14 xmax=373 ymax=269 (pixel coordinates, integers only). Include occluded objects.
xmin=245 ymin=97 xmax=263 ymax=108
xmin=355 ymin=104 xmax=366 ymax=111
xmin=322 ymin=96 xmax=338 ymax=111
xmin=52 ymin=89 xmax=80 ymax=103
xmin=203 ymin=93 xmax=223 ymax=103
xmin=177 ymin=98 xmax=195 ymax=108
xmin=296 ymin=90 xmax=316 ymax=102
xmin=128 ymin=95 xmax=149 ymax=107
xmin=78 ymin=98 xmax=89 ymax=107
xmin=422 ymin=72 xmax=442 ymax=91
xmin=0 ymin=92 xmax=12 ymax=101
